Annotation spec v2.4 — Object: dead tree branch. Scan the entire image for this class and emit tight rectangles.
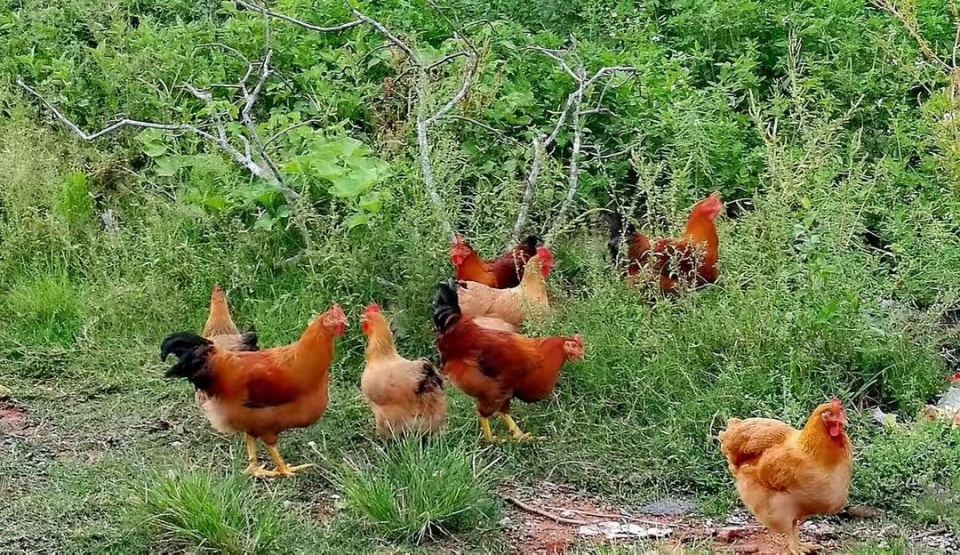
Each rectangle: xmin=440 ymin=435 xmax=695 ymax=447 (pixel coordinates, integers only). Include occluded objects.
xmin=511 ymin=46 xmax=638 ymax=242
xmin=18 ymin=48 xmax=317 ymax=249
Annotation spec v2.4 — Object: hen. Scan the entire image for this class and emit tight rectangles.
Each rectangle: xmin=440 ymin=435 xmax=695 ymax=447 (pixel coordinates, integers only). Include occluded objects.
xmin=433 ymin=279 xmax=583 ymax=441
xmin=201 ymin=284 xmax=258 ymax=352
xmin=360 ymin=304 xmax=446 ymax=438
xmin=160 ymin=304 xmax=347 ymax=478
xmin=609 ymin=193 xmax=723 ymax=294
xmin=456 ymin=246 xmax=553 ymax=330
xmin=718 ymin=398 xmax=852 ymax=554
xmin=451 ymin=235 xmax=539 ymax=288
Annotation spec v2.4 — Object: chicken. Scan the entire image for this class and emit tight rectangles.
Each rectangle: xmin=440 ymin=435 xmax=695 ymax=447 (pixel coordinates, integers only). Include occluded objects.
xmin=450 ymin=235 xmax=539 ymax=288
xmin=160 ymin=304 xmax=347 ymax=478
xmin=360 ymin=304 xmax=446 ymax=438
xmin=718 ymin=398 xmax=853 ymax=554
xmin=456 ymin=246 xmax=553 ymax=329
xmin=201 ymin=284 xmax=258 ymax=352
xmin=471 ymin=317 xmax=519 ymax=333
xmin=608 ymin=193 xmax=723 ymax=294
xmin=433 ymin=279 xmax=584 ymax=442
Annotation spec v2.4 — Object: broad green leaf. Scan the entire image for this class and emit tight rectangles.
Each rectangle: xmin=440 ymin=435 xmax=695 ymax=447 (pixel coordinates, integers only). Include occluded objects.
xmin=359 ymin=192 xmax=383 ymax=212
xmin=345 ymin=213 xmax=370 ymax=229
xmin=154 ymin=156 xmax=181 ymax=177
xmin=254 ymin=214 xmax=275 ymax=231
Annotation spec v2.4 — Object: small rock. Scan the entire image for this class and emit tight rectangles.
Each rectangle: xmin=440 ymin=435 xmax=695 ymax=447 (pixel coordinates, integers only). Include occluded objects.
xmin=716 ymin=527 xmax=748 ymax=543
xmin=171 ymin=441 xmax=183 ymax=448
xmin=733 ymin=546 xmax=759 ymax=554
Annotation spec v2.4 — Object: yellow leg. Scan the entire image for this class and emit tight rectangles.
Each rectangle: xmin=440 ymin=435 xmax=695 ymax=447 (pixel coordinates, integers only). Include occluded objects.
xmin=242 ymin=434 xmax=262 ymax=475
xmin=251 ymin=444 xmax=314 ymax=478
xmin=787 ymin=522 xmax=818 ymax=554
xmin=500 ymin=414 xmax=537 ymax=440
xmin=479 ymin=417 xmax=497 ymax=442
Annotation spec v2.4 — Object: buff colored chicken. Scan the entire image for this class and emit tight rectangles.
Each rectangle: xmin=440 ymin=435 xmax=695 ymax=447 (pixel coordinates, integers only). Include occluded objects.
xmin=456 ymin=246 xmax=553 ymax=331
xmin=360 ymin=304 xmax=446 ymax=438
xmin=719 ymin=398 xmax=853 ymax=554
xmin=201 ymin=285 xmax=258 ymax=352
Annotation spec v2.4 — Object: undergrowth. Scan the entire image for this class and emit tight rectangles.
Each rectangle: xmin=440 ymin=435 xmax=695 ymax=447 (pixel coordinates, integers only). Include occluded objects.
xmin=3 ymin=0 xmax=960 ymax=552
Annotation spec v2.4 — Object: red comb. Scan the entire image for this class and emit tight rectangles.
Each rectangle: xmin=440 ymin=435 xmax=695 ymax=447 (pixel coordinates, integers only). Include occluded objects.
xmin=536 ymin=246 xmax=552 ymax=259
xmin=363 ymin=303 xmax=381 ymax=315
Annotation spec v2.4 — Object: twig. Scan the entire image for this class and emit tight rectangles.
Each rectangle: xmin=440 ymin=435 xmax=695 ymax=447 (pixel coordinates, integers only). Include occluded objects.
xmin=263 ymin=118 xmax=321 ymax=147
xmin=913 ymin=526 xmax=949 ymax=541
xmin=18 ymin=78 xmax=277 ymax=184
xmin=542 ymin=506 xmax=672 ymax=527
xmin=503 ymin=496 xmax=590 ymax=526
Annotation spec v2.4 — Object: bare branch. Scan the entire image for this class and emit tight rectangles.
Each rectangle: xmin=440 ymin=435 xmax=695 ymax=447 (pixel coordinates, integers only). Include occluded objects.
xmin=236 ymin=0 xmax=363 ymax=33
xmin=513 ymin=48 xmax=640 ymax=242
xmin=512 ymin=136 xmax=543 ymax=240
xmin=347 ymin=4 xmax=420 ymax=64
xmin=17 ymin=78 xmax=279 ymax=184
xmin=425 ymin=52 xmax=478 ymax=125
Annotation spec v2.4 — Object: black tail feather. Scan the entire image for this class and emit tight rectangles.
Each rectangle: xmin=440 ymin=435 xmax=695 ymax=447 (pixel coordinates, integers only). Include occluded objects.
xmin=433 ymin=279 xmax=461 ymax=331
xmin=415 ymin=360 xmax=444 ymax=394
xmin=159 ymin=332 xmax=216 ymax=388
xmin=519 ymin=235 xmax=539 ymax=256
xmin=238 ymin=324 xmax=259 ymax=352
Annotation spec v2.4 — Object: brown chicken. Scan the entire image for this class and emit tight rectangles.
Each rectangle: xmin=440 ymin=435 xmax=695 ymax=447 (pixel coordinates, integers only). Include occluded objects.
xmin=718 ymin=398 xmax=853 ymax=554
xmin=433 ymin=279 xmax=584 ymax=441
xmin=609 ymin=193 xmax=723 ymax=294
xmin=360 ymin=304 xmax=446 ymax=438
xmin=450 ymin=235 xmax=539 ymax=288
xmin=201 ymin=284 xmax=259 ymax=352
xmin=160 ymin=304 xmax=347 ymax=478
xmin=456 ymin=246 xmax=554 ymax=330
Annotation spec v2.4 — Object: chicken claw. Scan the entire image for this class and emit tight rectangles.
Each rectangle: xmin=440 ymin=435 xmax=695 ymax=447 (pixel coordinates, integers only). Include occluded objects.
xmin=248 ymin=445 xmax=314 ymax=478
xmin=500 ymin=414 xmax=545 ymax=441
xmin=789 ymin=542 xmax=820 ymax=555
xmin=479 ymin=417 xmax=498 ymax=442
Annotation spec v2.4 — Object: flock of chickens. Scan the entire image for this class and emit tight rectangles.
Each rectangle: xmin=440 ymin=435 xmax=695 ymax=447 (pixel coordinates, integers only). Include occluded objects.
xmin=159 ymin=192 xmax=851 ymax=554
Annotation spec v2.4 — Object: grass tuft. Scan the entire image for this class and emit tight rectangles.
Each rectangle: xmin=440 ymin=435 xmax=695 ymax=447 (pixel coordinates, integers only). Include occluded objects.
xmin=334 ymin=437 xmax=500 ymax=543
xmin=139 ymin=469 xmax=286 ymax=554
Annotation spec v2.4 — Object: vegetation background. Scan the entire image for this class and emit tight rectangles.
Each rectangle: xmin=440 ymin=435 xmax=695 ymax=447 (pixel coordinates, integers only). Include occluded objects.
xmin=3 ymin=0 xmax=960 ymax=552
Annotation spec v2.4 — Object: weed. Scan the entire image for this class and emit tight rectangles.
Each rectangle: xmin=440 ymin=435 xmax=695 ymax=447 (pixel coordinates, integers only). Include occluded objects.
xmin=138 ymin=469 xmax=286 ymax=554
xmin=334 ymin=437 xmax=499 ymax=543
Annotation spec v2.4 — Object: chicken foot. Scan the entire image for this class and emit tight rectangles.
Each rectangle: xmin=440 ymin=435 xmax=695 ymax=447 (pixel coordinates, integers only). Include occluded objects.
xmin=241 ymin=435 xmax=313 ymax=478
xmin=252 ymin=444 xmax=314 ymax=478
xmin=479 ymin=417 xmax=497 ymax=442
xmin=241 ymin=434 xmax=263 ymax=476
xmin=500 ymin=414 xmax=539 ymax=441
xmin=787 ymin=522 xmax=819 ymax=555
